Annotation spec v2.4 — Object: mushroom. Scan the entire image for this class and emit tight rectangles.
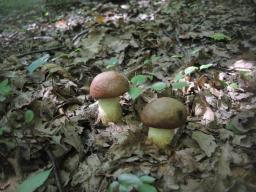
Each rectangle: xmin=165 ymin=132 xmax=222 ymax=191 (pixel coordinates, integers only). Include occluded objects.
xmin=140 ymin=97 xmax=187 ymax=148
xmin=90 ymin=71 xmax=129 ymax=125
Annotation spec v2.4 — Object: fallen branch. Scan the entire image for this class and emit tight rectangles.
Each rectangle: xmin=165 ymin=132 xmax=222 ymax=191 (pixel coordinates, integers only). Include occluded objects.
xmin=45 ymin=148 xmax=64 ymax=192
xmin=17 ymin=46 xmax=64 ymax=58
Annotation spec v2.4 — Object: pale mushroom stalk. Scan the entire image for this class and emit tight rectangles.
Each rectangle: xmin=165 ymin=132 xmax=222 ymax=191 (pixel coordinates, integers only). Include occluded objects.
xmin=98 ymin=97 xmax=122 ymax=125
xmin=148 ymin=127 xmax=174 ymax=147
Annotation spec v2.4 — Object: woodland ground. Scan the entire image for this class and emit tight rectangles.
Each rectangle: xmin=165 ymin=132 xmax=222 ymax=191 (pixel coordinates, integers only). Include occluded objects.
xmin=0 ymin=0 xmax=256 ymax=192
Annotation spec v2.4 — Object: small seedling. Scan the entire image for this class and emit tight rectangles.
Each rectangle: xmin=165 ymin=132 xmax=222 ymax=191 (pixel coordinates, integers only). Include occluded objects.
xmin=108 ymin=173 xmax=157 ymax=192
xmin=0 ymin=79 xmax=11 ymax=102
xmin=25 ymin=110 xmax=34 ymax=123
xmin=128 ymin=87 xmax=143 ymax=101
xmin=151 ymin=82 xmax=167 ymax=92
xmin=209 ymin=33 xmax=231 ymax=41
xmin=128 ymin=74 xmax=170 ymax=100
xmin=199 ymin=63 xmax=213 ymax=70
xmin=105 ymin=57 xmax=119 ymax=69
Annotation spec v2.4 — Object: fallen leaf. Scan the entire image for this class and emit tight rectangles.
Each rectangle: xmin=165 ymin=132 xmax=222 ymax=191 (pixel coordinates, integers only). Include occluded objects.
xmin=217 ymin=143 xmax=231 ymax=178
xmin=202 ymin=107 xmax=215 ymax=124
xmin=96 ymin=15 xmax=106 ymax=24
xmin=192 ymin=131 xmax=217 ymax=157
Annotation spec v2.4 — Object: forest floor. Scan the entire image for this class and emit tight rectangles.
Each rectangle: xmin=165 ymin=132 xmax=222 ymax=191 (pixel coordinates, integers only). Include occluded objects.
xmin=0 ymin=0 xmax=256 ymax=192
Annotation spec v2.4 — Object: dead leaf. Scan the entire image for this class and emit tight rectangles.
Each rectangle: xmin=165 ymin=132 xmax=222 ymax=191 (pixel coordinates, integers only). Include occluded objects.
xmin=96 ymin=16 xmax=106 ymax=24
xmin=217 ymin=142 xmax=231 ymax=178
xmin=202 ymin=107 xmax=215 ymax=124
xmin=175 ymin=148 xmax=198 ymax=173
xmin=231 ymin=59 xmax=256 ymax=71
xmin=55 ymin=19 xmax=68 ymax=30
xmin=192 ymin=131 xmax=217 ymax=157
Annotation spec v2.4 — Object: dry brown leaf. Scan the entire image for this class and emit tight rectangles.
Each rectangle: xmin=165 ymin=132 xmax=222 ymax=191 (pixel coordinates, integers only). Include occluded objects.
xmin=202 ymin=107 xmax=215 ymax=124
xmin=96 ymin=15 xmax=106 ymax=24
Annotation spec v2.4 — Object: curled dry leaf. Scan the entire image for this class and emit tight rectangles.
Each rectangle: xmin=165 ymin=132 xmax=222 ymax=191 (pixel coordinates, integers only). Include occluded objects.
xmin=194 ymin=102 xmax=206 ymax=117
xmin=202 ymin=107 xmax=215 ymax=124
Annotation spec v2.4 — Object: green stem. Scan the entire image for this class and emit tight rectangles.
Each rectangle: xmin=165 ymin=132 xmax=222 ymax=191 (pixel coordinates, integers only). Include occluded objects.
xmin=98 ymin=97 xmax=122 ymax=125
xmin=148 ymin=127 xmax=174 ymax=148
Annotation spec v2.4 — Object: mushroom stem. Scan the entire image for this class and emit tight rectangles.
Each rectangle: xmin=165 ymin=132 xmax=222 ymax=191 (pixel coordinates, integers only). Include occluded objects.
xmin=98 ymin=97 xmax=122 ymax=125
xmin=148 ymin=127 xmax=174 ymax=147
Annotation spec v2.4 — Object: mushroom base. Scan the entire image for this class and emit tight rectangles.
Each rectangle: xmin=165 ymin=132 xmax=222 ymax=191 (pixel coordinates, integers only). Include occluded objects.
xmin=98 ymin=97 xmax=122 ymax=125
xmin=148 ymin=127 xmax=174 ymax=148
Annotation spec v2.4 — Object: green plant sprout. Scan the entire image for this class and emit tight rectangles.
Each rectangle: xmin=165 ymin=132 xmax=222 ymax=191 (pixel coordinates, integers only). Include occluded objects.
xmin=0 ymin=79 xmax=11 ymax=102
xmin=105 ymin=57 xmax=119 ymax=69
xmin=209 ymin=32 xmax=231 ymax=41
xmin=108 ymin=173 xmax=157 ymax=192
xmin=128 ymin=74 xmax=169 ymax=100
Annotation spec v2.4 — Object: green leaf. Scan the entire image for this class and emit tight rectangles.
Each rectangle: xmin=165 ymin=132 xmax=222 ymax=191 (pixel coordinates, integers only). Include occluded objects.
xmin=27 ymin=54 xmax=50 ymax=74
xmin=119 ymin=184 xmax=131 ymax=192
xmin=108 ymin=181 xmax=119 ymax=192
xmin=209 ymin=33 xmax=231 ymax=41
xmin=16 ymin=168 xmax=52 ymax=192
xmin=184 ymin=66 xmax=198 ymax=75
xmin=118 ymin=173 xmax=142 ymax=188
xmin=75 ymin=48 xmax=81 ymax=52
xmin=151 ymin=82 xmax=167 ymax=92
xmin=174 ymin=73 xmax=184 ymax=81
xmin=106 ymin=57 xmax=119 ymax=69
xmin=199 ymin=64 xmax=213 ymax=70
xmin=239 ymin=71 xmax=252 ymax=81
xmin=172 ymin=81 xmax=189 ymax=89
xmin=229 ymin=83 xmax=239 ymax=90
xmin=0 ymin=127 xmax=3 ymax=136
xmin=138 ymin=183 xmax=157 ymax=192
xmin=139 ymin=175 xmax=155 ymax=184
xmin=130 ymin=75 xmax=147 ymax=86
xmin=25 ymin=110 xmax=34 ymax=123
xmin=0 ymin=79 xmax=11 ymax=96
xmin=128 ymin=87 xmax=143 ymax=100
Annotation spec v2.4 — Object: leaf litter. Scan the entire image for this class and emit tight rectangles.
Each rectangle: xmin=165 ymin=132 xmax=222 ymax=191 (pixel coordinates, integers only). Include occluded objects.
xmin=0 ymin=0 xmax=256 ymax=191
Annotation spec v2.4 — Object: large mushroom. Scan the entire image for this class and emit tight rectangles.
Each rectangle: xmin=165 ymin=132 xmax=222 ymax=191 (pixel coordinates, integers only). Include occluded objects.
xmin=90 ymin=71 xmax=129 ymax=125
xmin=140 ymin=97 xmax=187 ymax=148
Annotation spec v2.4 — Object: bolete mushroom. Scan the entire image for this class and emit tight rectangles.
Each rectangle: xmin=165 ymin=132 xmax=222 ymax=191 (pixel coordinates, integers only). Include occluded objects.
xmin=140 ymin=97 xmax=187 ymax=148
xmin=90 ymin=71 xmax=129 ymax=125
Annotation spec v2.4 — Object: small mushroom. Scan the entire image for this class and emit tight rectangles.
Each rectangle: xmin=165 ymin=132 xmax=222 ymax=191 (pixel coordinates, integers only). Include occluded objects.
xmin=90 ymin=71 xmax=129 ymax=125
xmin=140 ymin=97 xmax=187 ymax=148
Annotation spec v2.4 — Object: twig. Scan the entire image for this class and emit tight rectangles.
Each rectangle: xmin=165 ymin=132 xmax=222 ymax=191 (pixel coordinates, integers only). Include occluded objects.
xmin=45 ymin=148 xmax=64 ymax=192
xmin=97 ymin=176 xmax=108 ymax=192
xmin=72 ymin=29 xmax=89 ymax=43
xmin=17 ymin=46 xmax=64 ymax=58
xmin=8 ymin=148 xmax=22 ymax=178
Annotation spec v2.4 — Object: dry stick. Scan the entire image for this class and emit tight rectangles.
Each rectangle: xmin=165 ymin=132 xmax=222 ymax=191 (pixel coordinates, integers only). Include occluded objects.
xmin=45 ymin=148 xmax=64 ymax=192
xmin=170 ymin=125 xmax=186 ymax=149
xmin=17 ymin=46 xmax=64 ymax=58
xmin=72 ymin=29 xmax=89 ymax=43
xmin=72 ymin=23 xmax=99 ymax=44
xmin=8 ymin=148 xmax=22 ymax=178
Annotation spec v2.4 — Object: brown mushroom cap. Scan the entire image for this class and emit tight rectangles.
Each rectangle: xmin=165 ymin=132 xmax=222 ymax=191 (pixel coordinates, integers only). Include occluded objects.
xmin=140 ymin=97 xmax=187 ymax=129
xmin=90 ymin=71 xmax=129 ymax=99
